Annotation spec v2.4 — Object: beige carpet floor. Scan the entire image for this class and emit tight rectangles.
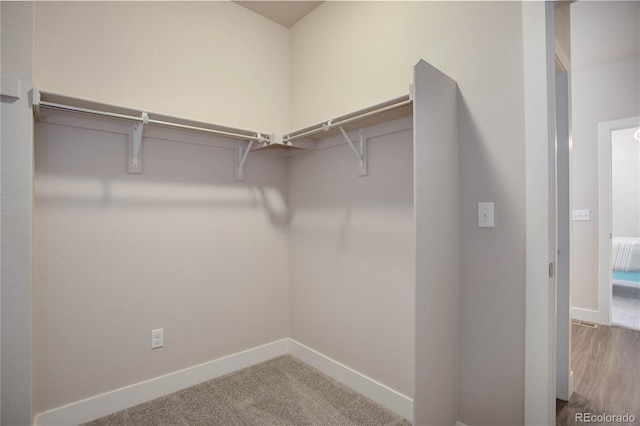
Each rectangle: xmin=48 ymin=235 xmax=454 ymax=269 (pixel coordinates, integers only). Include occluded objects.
xmin=83 ymin=354 xmax=412 ymax=426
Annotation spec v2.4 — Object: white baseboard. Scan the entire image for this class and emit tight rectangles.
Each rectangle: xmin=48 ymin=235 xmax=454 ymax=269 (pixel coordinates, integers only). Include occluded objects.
xmin=35 ymin=338 xmax=413 ymax=426
xmin=570 ymin=307 xmax=601 ymax=324
xmin=34 ymin=339 xmax=289 ymax=426
xmin=287 ymin=339 xmax=413 ymax=423
xmin=569 ymin=370 xmax=574 ymax=398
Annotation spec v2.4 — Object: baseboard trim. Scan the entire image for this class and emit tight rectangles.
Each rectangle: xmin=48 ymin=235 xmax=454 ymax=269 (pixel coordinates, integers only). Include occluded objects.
xmin=34 ymin=338 xmax=413 ymax=425
xmin=287 ymin=339 xmax=414 ymax=422
xmin=570 ymin=307 xmax=601 ymax=324
xmin=34 ymin=339 xmax=289 ymax=426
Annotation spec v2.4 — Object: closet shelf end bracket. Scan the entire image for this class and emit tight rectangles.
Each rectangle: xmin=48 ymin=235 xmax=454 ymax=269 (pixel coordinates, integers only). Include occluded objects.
xmin=129 ymin=112 xmax=149 ymax=174
xmin=32 ymin=87 xmax=41 ymax=121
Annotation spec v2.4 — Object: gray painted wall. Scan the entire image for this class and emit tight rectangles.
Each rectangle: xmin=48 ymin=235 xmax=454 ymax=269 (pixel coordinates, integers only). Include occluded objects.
xmin=291 ymin=3 xmax=526 ymax=424
xmin=288 ymin=118 xmax=415 ymax=399
xmin=33 ymin=116 xmax=290 ymax=413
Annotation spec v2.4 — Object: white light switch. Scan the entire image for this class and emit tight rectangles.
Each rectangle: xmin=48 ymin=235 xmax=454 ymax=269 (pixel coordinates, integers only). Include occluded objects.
xmin=572 ymin=209 xmax=591 ymax=221
xmin=478 ymin=202 xmax=495 ymax=228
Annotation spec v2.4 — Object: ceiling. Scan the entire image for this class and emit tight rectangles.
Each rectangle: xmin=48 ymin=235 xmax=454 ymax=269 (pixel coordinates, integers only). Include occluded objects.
xmin=234 ymin=1 xmax=323 ymax=28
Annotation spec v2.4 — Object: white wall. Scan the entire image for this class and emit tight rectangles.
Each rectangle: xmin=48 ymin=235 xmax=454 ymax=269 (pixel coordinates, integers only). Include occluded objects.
xmin=1 ymin=2 xmax=34 ymax=424
xmin=34 ymin=2 xmax=290 ymax=133
xmin=288 ymin=118 xmax=414 ymax=399
xmin=291 ymin=3 xmax=526 ymax=424
xmin=570 ymin=1 xmax=640 ymax=313
xmin=612 ymin=127 xmax=640 ymax=239
xmin=32 ymin=115 xmax=290 ymax=413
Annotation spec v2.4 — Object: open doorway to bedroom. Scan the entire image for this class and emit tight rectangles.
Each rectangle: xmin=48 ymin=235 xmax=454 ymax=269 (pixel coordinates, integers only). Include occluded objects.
xmin=557 ymin=1 xmax=640 ymax=423
xmin=610 ymin=125 xmax=640 ymax=330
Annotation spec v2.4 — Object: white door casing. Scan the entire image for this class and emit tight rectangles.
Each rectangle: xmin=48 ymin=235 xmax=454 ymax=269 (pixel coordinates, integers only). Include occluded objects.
xmin=523 ymin=2 xmax=558 ymax=424
xmin=598 ymin=116 xmax=640 ymax=326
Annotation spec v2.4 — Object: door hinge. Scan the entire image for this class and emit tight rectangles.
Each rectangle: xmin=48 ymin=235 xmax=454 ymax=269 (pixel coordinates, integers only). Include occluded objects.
xmin=549 ymin=262 xmax=554 ymax=278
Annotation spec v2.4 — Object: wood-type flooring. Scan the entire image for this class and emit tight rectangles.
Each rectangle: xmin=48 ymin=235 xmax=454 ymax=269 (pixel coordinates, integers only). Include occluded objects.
xmin=556 ymin=323 xmax=640 ymax=425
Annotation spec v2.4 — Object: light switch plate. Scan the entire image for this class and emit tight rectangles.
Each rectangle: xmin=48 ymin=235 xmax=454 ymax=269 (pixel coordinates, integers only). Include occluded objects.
xmin=478 ymin=202 xmax=495 ymax=228
xmin=572 ymin=209 xmax=590 ymax=221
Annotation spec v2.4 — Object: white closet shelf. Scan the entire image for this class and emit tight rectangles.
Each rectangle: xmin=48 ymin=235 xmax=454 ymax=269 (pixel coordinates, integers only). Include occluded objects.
xmin=284 ymin=95 xmax=413 ymax=143
xmin=33 ymin=90 xmax=412 ymax=147
xmin=33 ymin=89 xmax=271 ymax=179
xmin=32 ymin=89 xmax=413 ymax=177
xmin=33 ymin=90 xmax=268 ymax=143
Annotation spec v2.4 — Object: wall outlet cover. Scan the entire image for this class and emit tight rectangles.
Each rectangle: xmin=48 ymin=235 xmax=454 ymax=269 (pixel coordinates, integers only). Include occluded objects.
xmin=151 ymin=328 xmax=164 ymax=349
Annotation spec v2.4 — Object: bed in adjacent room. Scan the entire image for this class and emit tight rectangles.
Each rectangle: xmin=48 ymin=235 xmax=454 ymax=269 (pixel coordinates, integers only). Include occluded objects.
xmin=612 ymin=238 xmax=640 ymax=289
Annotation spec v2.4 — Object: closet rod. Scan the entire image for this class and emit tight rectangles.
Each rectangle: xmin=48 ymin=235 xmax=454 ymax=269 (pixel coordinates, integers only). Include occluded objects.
xmin=38 ymin=101 xmax=266 ymax=142
xmin=284 ymin=98 xmax=413 ymax=143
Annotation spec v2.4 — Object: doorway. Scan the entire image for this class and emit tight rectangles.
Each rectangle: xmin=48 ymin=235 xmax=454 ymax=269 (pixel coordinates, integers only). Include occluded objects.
xmin=611 ymin=126 xmax=640 ymax=330
xmin=598 ymin=117 xmax=640 ymax=330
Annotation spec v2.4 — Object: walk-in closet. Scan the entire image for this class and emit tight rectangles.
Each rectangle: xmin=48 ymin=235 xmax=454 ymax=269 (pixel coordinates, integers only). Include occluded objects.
xmin=4 ymin=2 xmax=535 ymax=425
xmin=32 ymin=59 xmax=457 ymax=425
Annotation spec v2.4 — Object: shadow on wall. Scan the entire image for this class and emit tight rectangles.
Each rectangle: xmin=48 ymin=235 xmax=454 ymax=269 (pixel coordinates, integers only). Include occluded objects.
xmin=35 ymin=118 xmax=420 ymax=230
xmin=34 ymin=122 xmax=291 ymax=228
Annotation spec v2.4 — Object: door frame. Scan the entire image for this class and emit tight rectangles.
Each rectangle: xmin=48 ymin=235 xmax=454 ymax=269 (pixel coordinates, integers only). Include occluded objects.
xmin=523 ymin=2 xmax=559 ymax=424
xmin=555 ymin=46 xmax=573 ymax=402
xmin=598 ymin=116 xmax=640 ymax=326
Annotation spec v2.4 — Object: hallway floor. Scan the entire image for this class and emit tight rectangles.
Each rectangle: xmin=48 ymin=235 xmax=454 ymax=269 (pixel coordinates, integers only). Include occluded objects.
xmin=556 ymin=323 xmax=640 ymax=425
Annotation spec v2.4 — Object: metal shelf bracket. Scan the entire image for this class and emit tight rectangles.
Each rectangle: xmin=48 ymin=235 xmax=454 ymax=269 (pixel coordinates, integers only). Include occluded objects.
xmin=339 ymin=126 xmax=367 ymax=176
xmin=235 ymin=133 xmax=267 ymax=181
xmin=129 ymin=112 xmax=149 ymax=174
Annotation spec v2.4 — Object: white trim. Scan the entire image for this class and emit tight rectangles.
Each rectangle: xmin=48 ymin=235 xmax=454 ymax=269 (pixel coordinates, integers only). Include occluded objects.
xmin=598 ymin=116 xmax=640 ymax=326
xmin=555 ymin=60 xmax=572 ymax=402
xmin=523 ymin=2 xmax=557 ymax=425
xmin=34 ymin=339 xmax=289 ymax=426
xmin=288 ymin=339 xmax=413 ymax=422
xmin=570 ymin=307 xmax=601 ymax=324
xmin=456 ymin=422 xmax=469 ymax=426
xmin=33 ymin=338 xmax=414 ymax=425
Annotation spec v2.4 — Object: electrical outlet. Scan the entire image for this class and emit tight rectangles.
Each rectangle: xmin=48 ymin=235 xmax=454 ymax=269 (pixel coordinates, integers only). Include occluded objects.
xmin=151 ymin=328 xmax=164 ymax=349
